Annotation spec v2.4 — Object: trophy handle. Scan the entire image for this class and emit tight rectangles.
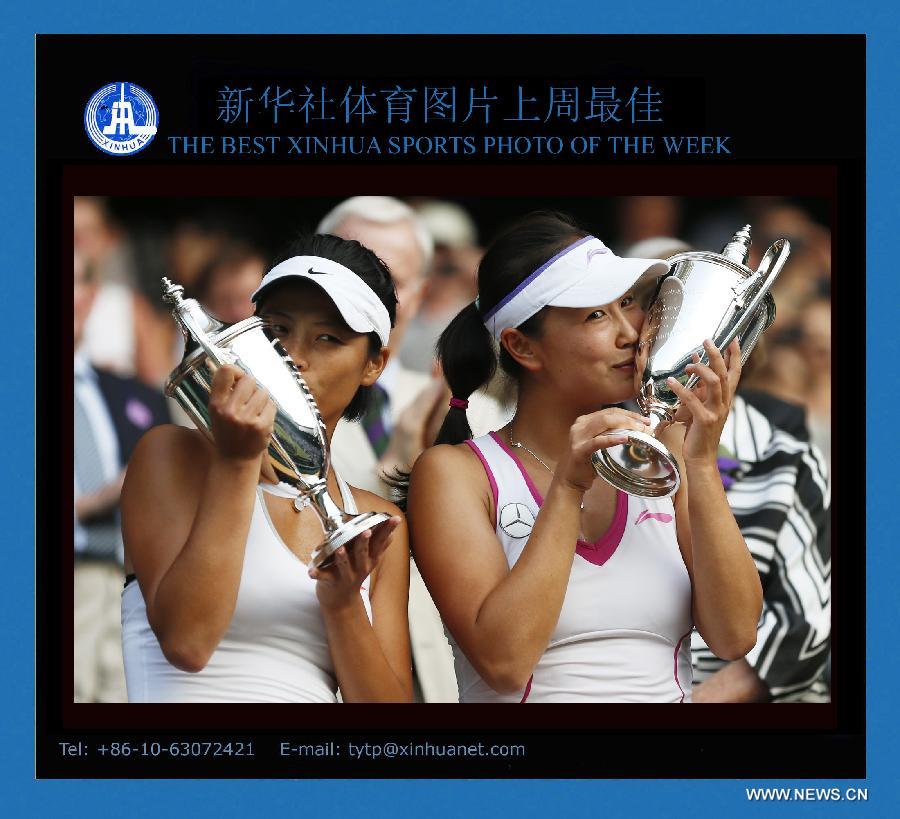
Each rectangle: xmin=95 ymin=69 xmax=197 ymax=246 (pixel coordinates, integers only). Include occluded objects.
xmin=718 ymin=238 xmax=791 ymax=354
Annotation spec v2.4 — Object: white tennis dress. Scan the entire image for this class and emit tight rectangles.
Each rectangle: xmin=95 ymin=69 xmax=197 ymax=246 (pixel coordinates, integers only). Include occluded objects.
xmin=457 ymin=432 xmax=693 ymax=703
xmin=121 ymin=475 xmax=371 ymax=702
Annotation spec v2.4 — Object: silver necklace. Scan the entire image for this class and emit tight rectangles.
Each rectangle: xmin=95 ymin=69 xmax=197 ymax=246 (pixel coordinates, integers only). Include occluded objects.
xmin=508 ymin=427 xmax=585 ymax=511
xmin=508 ymin=427 xmax=555 ymax=474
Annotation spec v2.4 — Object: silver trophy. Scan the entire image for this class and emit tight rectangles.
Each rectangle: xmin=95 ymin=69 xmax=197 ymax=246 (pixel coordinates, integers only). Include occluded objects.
xmin=591 ymin=226 xmax=790 ymax=498
xmin=161 ymin=277 xmax=389 ymax=568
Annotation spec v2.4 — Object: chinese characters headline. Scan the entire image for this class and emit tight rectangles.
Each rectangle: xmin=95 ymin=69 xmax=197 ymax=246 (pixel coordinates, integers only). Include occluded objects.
xmin=167 ymin=82 xmax=733 ymax=158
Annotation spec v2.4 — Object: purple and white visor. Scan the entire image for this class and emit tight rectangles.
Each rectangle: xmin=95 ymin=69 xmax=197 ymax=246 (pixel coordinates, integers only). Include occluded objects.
xmin=251 ymin=255 xmax=392 ymax=346
xmin=482 ymin=236 xmax=670 ymax=340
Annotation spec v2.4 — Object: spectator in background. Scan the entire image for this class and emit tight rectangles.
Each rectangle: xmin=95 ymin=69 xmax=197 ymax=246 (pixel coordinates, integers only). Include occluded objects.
xmin=166 ymin=218 xmax=230 ymax=294
xmin=74 ymin=251 xmax=171 ymax=702
xmin=191 ymin=241 xmax=267 ymax=325
xmin=798 ymin=298 xmax=831 ymax=468
xmin=692 ymin=377 xmax=831 ymax=702
xmin=75 ymin=196 xmax=173 ymax=387
xmin=615 ymin=196 xmax=682 ymax=249
xmin=624 ymin=238 xmax=831 ymax=703
xmin=744 ymin=204 xmax=830 ymax=335
xmin=400 ymin=200 xmax=483 ymax=374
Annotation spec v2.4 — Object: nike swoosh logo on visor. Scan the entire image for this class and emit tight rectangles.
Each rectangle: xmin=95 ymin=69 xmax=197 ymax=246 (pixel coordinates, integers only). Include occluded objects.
xmin=308 ymin=267 xmax=329 ymax=275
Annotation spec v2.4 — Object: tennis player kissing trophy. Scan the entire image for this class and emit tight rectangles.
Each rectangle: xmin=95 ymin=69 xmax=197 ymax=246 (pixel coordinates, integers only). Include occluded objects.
xmin=591 ymin=226 xmax=791 ymax=498
xmin=160 ymin=277 xmax=389 ymax=568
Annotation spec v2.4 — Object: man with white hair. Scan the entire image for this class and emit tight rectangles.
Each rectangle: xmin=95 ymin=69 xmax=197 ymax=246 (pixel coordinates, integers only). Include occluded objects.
xmin=319 ymin=196 xmax=513 ymax=703
xmin=318 ymin=196 xmax=433 ymax=356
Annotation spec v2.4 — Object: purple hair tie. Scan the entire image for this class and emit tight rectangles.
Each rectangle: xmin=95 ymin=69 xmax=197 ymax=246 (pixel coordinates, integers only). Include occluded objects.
xmin=449 ymin=397 xmax=469 ymax=410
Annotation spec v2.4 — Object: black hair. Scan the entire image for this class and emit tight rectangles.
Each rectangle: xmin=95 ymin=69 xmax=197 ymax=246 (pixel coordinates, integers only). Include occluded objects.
xmin=256 ymin=233 xmax=398 ymax=421
xmin=435 ymin=211 xmax=589 ymax=446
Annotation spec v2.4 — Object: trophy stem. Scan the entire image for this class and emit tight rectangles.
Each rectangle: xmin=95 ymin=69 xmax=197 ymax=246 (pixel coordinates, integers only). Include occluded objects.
xmin=306 ymin=480 xmax=347 ymax=534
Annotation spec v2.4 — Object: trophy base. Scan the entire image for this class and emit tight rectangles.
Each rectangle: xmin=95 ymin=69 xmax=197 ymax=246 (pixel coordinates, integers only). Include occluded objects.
xmin=591 ymin=429 xmax=681 ymax=499
xmin=308 ymin=511 xmax=392 ymax=570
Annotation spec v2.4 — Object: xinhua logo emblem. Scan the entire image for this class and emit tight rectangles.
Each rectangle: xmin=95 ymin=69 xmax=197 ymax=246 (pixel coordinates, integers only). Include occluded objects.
xmin=84 ymin=82 xmax=159 ymax=156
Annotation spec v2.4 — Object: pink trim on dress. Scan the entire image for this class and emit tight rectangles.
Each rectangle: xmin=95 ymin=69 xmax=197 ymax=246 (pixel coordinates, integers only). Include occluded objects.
xmin=490 ymin=431 xmax=629 ymax=568
xmin=464 ymin=439 xmax=499 ymax=528
xmin=489 ymin=431 xmax=544 ymax=506
xmin=575 ymin=490 xmax=629 ymax=567
xmin=520 ymin=674 xmax=533 ymax=703
xmin=673 ymin=629 xmax=692 ymax=703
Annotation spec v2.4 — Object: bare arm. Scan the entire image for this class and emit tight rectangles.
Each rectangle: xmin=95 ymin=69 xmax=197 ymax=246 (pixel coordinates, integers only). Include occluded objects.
xmin=692 ymin=659 xmax=771 ymax=703
xmin=665 ymin=339 xmax=763 ymax=660
xmin=312 ymin=502 xmax=413 ymax=702
xmin=121 ymin=365 xmax=276 ymax=672
xmin=408 ymin=409 xmax=649 ymax=694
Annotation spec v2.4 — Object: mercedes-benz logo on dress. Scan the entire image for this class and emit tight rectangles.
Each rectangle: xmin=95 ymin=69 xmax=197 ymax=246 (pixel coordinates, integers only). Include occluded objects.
xmin=84 ymin=82 xmax=159 ymax=156
xmin=499 ymin=503 xmax=536 ymax=539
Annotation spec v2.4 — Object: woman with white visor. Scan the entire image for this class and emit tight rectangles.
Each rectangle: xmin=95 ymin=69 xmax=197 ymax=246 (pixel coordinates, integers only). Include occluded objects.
xmin=121 ymin=235 xmax=412 ymax=702
xmin=407 ymin=212 xmax=762 ymax=702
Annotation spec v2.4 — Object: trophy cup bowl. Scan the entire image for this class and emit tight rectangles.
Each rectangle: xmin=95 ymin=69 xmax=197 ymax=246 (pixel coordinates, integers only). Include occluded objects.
xmin=591 ymin=226 xmax=791 ymax=498
xmin=161 ymin=277 xmax=389 ymax=569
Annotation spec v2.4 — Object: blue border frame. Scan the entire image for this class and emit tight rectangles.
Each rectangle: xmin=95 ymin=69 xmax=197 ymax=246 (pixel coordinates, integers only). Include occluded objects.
xmin=6 ymin=3 xmax=896 ymax=815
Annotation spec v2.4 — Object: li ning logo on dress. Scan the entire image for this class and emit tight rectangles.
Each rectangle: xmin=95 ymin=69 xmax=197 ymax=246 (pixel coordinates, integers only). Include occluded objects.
xmin=634 ymin=509 xmax=673 ymax=526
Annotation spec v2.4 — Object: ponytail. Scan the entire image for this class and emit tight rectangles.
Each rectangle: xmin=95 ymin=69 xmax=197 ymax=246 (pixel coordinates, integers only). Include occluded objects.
xmin=434 ymin=302 xmax=498 ymax=446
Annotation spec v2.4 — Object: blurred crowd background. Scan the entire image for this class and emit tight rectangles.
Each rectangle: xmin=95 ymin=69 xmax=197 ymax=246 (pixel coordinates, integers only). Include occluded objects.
xmin=75 ymin=194 xmax=831 ymax=466
xmin=73 ymin=193 xmax=832 ymax=703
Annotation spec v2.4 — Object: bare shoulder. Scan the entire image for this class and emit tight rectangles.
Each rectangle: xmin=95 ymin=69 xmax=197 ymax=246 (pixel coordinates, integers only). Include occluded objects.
xmin=410 ymin=442 xmax=486 ymax=486
xmin=123 ymin=425 xmax=212 ymax=506
xmin=407 ymin=442 xmax=494 ymax=529
xmin=347 ymin=484 xmax=404 ymax=519
xmin=130 ymin=424 xmax=210 ymax=464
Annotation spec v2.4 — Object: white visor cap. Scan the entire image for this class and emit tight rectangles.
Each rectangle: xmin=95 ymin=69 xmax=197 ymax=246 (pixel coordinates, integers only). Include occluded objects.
xmin=251 ymin=255 xmax=392 ymax=346
xmin=482 ymin=236 xmax=670 ymax=340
